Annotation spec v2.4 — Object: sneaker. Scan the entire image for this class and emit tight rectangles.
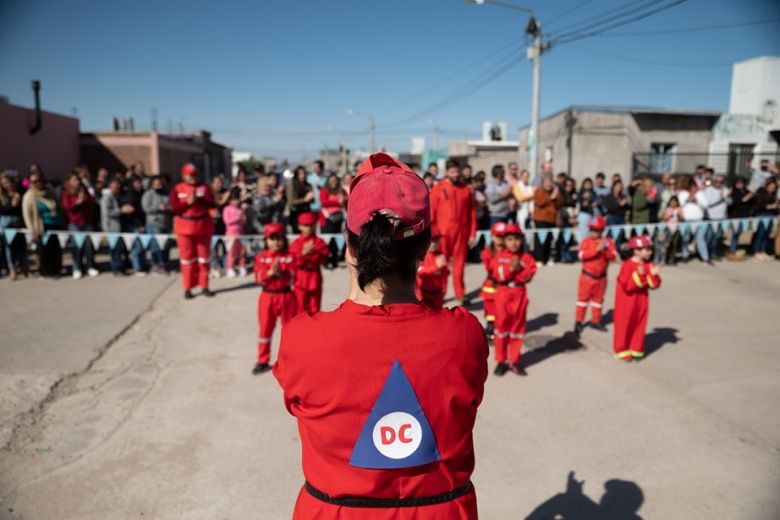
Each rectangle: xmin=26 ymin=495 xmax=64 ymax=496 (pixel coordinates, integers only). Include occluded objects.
xmin=590 ymin=322 xmax=607 ymax=332
xmin=72 ymin=270 xmax=83 ymax=280
xmin=485 ymin=323 xmax=494 ymax=339
xmin=252 ymin=363 xmax=272 ymax=375
xmin=134 ymin=271 xmax=147 ymax=277
xmin=511 ymin=362 xmax=528 ymax=376
xmin=184 ymin=290 xmax=194 ymax=300
xmin=87 ymin=268 xmax=99 ymax=277
xmin=202 ymin=288 xmax=215 ymax=297
xmin=574 ymin=321 xmax=584 ymax=336
xmin=239 ymin=267 xmax=248 ymax=277
xmin=493 ymin=362 xmax=509 ymax=376
xmin=226 ymin=269 xmax=236 ymax=279
xmin=210 ymin=270 xmax=222 ymax=279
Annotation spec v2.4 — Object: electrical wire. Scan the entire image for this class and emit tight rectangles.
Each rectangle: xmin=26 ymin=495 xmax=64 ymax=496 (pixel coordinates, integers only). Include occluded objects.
xmin=550 ymin=0 xmax=663 ymax=39
xmin=543 ymin=0 xmax=595 ymax=29
xmin=594 ymin=18 xmax=780 ymax=36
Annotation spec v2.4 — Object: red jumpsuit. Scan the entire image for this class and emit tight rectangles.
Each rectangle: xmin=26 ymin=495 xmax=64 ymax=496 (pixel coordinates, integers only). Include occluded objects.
xmin=430 ymin=180 xmax=476 ymax=301
xmin=576 ymin=237 xmax=617 ymax=324
xmin=170 ymin=182 xmax=215 ymax=291
xmin=289 ymin=235 xmax=329 ymax=314
xmin=415 ymin=250 xmax=449 ymax=311
xmin=480 ymin=247 xmax=498 ymax=324
xmin=273 ymin=300 xmax=488 ymax=519
xmin=254 ymin=249 xmax=298 ymax=365
xmin=613 ymin=259 xmax=661 ymax=360
xmin=491 ymin=250 xmax=537 ymax=364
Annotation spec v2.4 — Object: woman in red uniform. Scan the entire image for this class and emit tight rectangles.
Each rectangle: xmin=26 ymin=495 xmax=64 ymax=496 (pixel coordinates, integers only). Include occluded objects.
xmin=289 ymin=212 xmax=329 ymax=314
xmin=574 ymin=216 xmax=617 ymax=335
xmin=415 ymin=230 xmax=449 ymax=311
xmin=253 ymin=223 xmax=298 ymax=375
xmin=169 ymin=163 xmax=215 ymax=299
xmin=491 ymin=223 xmax=537 ymax=376
xmin=480 ymin=221 xmax=506 ymax=339
xmin=273 ymin=153 xmax=488 ymax=519
xmin=613 ymin=235 xmax=662 ymax=362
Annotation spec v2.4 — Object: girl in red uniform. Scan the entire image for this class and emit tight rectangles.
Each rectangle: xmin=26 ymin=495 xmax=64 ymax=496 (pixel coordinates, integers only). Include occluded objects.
xmin=273 ymin=153 xmax=488 ymax=519
xmin=169 ymin=163 xmax=215 ymax=299
xmin=289 ymin=212 xmax=329 ymax=314
xmin=415 ymin=231 xmax=449 ymax=311
xmin=491 ymin=223 xmax=537 ymax=376
xmin=613 ymin=235 xmax=662 ymax=362
xmin=574 ymin=216 xmax=618 ymax=335
xmin=253 ymin=223 xmax=298 ymax=375
xmin=480 ymin=222 xmax=506 ymax=339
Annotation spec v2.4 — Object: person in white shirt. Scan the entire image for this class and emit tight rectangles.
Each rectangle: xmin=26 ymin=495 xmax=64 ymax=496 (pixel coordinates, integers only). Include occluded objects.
xmin=513 ymin=169 xmax=534 ymax=229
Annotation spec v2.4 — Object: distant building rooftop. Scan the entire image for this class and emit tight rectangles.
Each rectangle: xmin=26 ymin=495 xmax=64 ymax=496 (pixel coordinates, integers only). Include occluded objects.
xmin=519 ymin=104 xmax=722 ymax=130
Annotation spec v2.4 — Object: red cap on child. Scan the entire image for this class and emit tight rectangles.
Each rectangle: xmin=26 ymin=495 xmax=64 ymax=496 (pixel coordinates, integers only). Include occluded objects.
xmin=264 ymin=223 xmax=285 ymax=237
xmin=181 ymin=163 xmax=198 ymax=176
xmin=491 ymin=221 xmax=507 ymax=237
xmin=628 ymin=235 xmax=652 ymax=249
xmin=297 ymin=212 xmax=317 ymax=226
xmin=347 ymin=153 xmax=430 ymax=240
xmin=588 ymin=216 xmax=607 ymax=230
xmin=503 ymin=223 xmax=523 ymax=236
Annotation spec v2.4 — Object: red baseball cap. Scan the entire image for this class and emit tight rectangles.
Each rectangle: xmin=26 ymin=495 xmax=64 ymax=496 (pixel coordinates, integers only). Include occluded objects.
xmin=491 ymin=221 xmax=507 ymax=237
xmin=503 ymin=223 xmax=523 ymax=236
xmin=589 ymin=216 xmax=607 ymax=230
xmin=297 ymin=212 xmax=317 ymax=226
xmin=347 ymin=153 xmax=430 ymax=240
xmin=264 ymin=223 xmax=285 ymax=237
xmin=181 ymin=163 xmax=198 ymax=176
xmin=628 ymin=235 xmax=652 ymax=249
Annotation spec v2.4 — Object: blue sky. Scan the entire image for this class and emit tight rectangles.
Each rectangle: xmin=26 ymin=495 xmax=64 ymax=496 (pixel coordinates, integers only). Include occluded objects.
xmin=1 ymin=0 xmax=779 ymax=161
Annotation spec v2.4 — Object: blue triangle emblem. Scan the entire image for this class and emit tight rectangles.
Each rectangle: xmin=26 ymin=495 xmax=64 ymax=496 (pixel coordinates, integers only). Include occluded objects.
xmin=349 ymin=360 xmax=440 ymax=469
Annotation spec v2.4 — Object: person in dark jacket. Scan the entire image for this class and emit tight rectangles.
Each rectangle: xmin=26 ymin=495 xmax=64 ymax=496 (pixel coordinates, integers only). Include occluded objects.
xmin=120 ymin=175 xmax=147 ymax=275
xmin=725 ymin=176 xmax=754 ymax=260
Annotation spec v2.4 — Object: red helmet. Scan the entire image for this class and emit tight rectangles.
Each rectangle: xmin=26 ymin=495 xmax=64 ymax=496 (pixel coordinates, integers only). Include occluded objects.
xmin=181 ymin=163 xmax=198 ymax=176
xmin=503 ymin=223 xmax=523 ymax=236
xmin=264 ymin=223 xmax=285 ymax=237
xmin=490 ymin=221 xmax=507 ymax=237
xmin=628 ymin=235 xmax=652 ymax=249
xmin=588 ymin=216 xmax=607 ymax=231
xmin=297 ymin=212 xmax=317 ymax=226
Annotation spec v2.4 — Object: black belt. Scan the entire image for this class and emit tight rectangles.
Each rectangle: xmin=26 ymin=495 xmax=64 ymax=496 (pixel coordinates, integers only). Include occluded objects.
xmin=263 ymin=287 xmax=291 ymax=293
xmin=176 ymin=214 xmax=209 ymax=221
xmin=304 ymin=480 xmax=472 ymax=509
xmin=581 ymin=270 xmax=606 ymax=280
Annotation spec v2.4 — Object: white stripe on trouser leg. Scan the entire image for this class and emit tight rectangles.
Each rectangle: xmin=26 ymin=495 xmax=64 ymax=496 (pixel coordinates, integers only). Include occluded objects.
xmin=591 ymin=303 xmax=602 ymax=308
xmin=258 ymin=337 xmax=271 ymax=344
xmin=494 ymin=331 xmax=509 ymax=339
xmin=180 ymin=258 xmax=195 ymax=265
xmin=509 ymin=333 xmax=524 ymax=339
xmin=576 ymin=301 xmax=588 ymax=307
xmin=197 ymin=257 xmax=210 ymax=264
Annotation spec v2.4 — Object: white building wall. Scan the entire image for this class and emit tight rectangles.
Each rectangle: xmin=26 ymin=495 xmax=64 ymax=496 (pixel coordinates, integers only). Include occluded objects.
xmin=729 ymin=56 xmax=780 ymax=118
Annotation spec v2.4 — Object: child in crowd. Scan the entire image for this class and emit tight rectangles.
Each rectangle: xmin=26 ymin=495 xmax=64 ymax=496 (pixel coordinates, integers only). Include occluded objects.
xmin=491 ymin=223 xmax=537 ymax=376
xmin=223 ymin=189 xmax=248 ymax=278
xmin=289 ymin=212 xmax=329 ymax=314
xmin=253 ymin=223 xmax=298 ymax=375
xmin=613 ymin=235 xmax=662 ymax=362
xmin=480 ymin=221 xmax=506 ymax=339
xmin=574 ymin=216 xmax=617 ymax=335
xmin=415 ymin=230 xmax=449 ymax=311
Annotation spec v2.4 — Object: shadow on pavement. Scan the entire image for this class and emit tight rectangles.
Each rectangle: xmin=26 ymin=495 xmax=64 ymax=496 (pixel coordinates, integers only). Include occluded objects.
xmin=644 ymin=327 xmax=680 ymax=357
xmin=523 ymin=332 xmax=584 ymax=369
xmin=601 ymin=309 xmax=614 ymax=327
xmin=525 ymin=312 xmax=559 ymax=334
xmin=212 ymin=282 xmax=257 ymax=295
xmin=526 ymin=471 xmax=644 ymax=520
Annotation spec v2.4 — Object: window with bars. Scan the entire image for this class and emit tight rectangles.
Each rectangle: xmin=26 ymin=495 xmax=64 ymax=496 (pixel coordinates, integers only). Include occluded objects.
xmin=649 ymin=143 xmax=676 ymax=174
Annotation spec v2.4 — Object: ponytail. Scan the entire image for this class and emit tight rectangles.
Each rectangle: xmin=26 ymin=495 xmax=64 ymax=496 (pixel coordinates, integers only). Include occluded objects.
xmin=347 ymin=213 xmax=431 ymax=291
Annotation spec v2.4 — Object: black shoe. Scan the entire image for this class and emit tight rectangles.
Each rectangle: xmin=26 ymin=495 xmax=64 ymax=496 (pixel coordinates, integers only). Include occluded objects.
xmin=252 ymin=363 xmax=271 ymax=375
xmin=591 ymin=322 xmax=607 ymax=332
xmin=202 ymin=288 xmax=215 ymax=297
xmin=485 ymin=323 xmax=494 ymax=338
xmin=493 ymin=362 xmax=509 ymax=376
xmin=184 ymin=290 xmax=194 ymax=300
xmin=574 ymin=321 xmax=584 ymax=336
xmin=512 ymin=362 xmax=528 ymax=376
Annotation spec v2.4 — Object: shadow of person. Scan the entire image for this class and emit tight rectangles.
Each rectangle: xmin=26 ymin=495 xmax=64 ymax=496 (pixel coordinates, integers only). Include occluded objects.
xmin=644 ymin=327 xmax=680 ymax=357
xmin=523 ymin=332 xmax=584 ymax=369
xmin=525 ymin=312 xmax=559 ymax=334
xmin=600 ymin=309 xmax=614 ymax=327
xmin=212 ymin=281 xmax=257 ymax=295
xmin=526 ymin=471 xmax=644 ymax=520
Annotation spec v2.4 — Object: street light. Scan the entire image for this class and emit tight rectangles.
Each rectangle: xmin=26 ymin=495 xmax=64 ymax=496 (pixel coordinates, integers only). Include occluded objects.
xmin=346 ymin=108 xmax=376 ymax=152
xmin=467 ymin=0 xmax=546 ymax=181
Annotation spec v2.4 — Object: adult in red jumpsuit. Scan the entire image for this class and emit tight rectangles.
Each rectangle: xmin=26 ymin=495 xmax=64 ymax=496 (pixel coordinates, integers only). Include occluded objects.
xmin=253 ymin=223 xmax=298 ymax=374
xmin=613 ymin=235 xmax=662 ymax=362
xmin=169 ymin=163 xmax=215 ymax=299
xmin=480 ymin=221 xmax=506 ymax=339
xmin=274 ymin=152 xmax=488 ymax=519
xmin=415 ymin=231 xmax=449 ymax=311
xmin=429 ymin=159 xmax=477 ymax=304
xmin=574 ymin=216 xmax=618 ymax=335
xmin=491 ymin=223 xmax=537 ymax=376
xmin=289 ymin=212 xmax=329 ymax=314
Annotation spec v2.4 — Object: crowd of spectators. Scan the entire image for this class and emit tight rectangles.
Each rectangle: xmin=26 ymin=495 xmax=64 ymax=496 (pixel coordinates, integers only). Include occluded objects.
xmin=1 ymin=157 xmax=778 ymax=281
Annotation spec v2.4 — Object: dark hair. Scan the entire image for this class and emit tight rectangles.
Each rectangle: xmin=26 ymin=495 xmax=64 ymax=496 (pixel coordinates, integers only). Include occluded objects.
xmin=313 ymin=160 xmax=324 ymax=170
xmin=491 ymin=164 xmax=505 ymax=178
xmin=347 ymin=213 xmax=431 ymax=291
xmin=445 ymin=159 xmax=460 ymax=171
xmin=427 ymin=162 xmax=438 ymax=169
xmin=229 ymin=187 xmax=242 ymax=200
xmin=596 ymin=172 xmax=605 ymax=180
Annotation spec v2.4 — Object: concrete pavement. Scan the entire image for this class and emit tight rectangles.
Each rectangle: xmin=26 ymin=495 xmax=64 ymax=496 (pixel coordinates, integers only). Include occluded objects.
xmin=0 ymin=260 xmax=778 ymax=519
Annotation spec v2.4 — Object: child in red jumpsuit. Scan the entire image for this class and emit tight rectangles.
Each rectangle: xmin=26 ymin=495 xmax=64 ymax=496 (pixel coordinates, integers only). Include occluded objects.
xmin=613 ymin=235 xmax=662 ymax=362
xmin=415 ymin=231 xmax=449 ymax=311
xmin=491 ymin=223 xmax=537 ymax=376
xmin=289 ymin=212 xmax=329 ymax=314
xmin=481 ymin=222 xmax=506 ymax=339
xmin=253 ymin=223 xmax=298 ymax=374
xmin=574 ymin=216 xmax=617 ymax=335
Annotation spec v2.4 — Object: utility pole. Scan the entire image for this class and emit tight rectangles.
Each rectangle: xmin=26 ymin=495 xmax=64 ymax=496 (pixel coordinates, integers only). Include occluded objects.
xmin=526 ymin=16 xmax=546 ymax=182
xmin=369 ymin=116 xmax=376 ymax=152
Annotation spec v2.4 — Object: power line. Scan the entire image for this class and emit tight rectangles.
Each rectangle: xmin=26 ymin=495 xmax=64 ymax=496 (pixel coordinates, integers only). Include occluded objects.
xmin=594 ymin=18 xmax=780 ymax=36
xmin=550 ymin=0 xmax=663 ymax=39
xmin=543 ymin=0 xmax=594 ymax=29
xmin=552 ymin=0 xmax=689 ymax=45
xmin=568 ymin=44 xmax=733 ymax=67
